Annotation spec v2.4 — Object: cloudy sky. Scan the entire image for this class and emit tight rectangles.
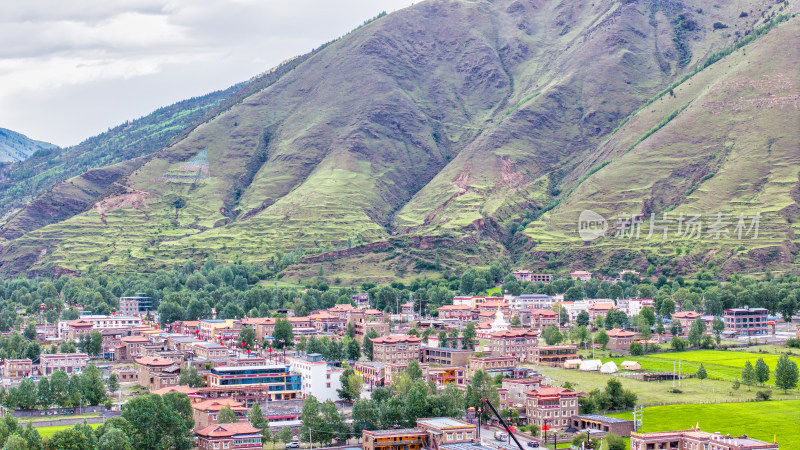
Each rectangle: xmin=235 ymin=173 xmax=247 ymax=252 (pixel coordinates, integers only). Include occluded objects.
xmin=0 ymin=0 xmax=417 ymax=147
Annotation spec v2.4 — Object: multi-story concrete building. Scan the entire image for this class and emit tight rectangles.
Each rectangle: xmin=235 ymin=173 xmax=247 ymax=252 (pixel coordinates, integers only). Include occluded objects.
xmin=416 ymin=418 xmax=477 ymax=446
xmin=489 ymin=330 xmax=539 ymax=363
xmin=118 ymin=294 xmax=152 ymax=316
xmin=115 ymin=336 xmax=150 ymax=361
xmin=570 ymin=271 xmax=593 ymax=281
xmin=499 ymin=377 xmax=542 ymax=410
xmin=606 ymin=329 xmax=637 ymax=351
xmin=626 ymin=298 xmax=654 ymax=317
xmin=198 ymin=319 xmax=236 ymax=340
xmin=362 ymin=429 xmax=428 ymax=450
xmin=58 ymin=315 xmax=142 ymax=339
xmin=286 ymin=353 xmax=344 ymax=402
xmin=192 ymin=398 xmax=249 ymax=430
xmin=135 ymin=356 xmax=180 ymax=390
xmin=193 ymin=341 xmax=228 ymax=360
xmin=420 ymin=346 xmax=474 ymax=366
xmin=39 ymin=353 xmax=89 ymax=376
xmin=524 ymin=386 xmax=579 ymax=430
xmin=354 ymin=361 xmax=386 ymax=387
xmin=511 ymin=271 xmax=553 ymax=284
xmin=371 ymin=335 xmax=422 ymax=364
xmin=207 ymin=365 xmax=301 ymax=401
xmin=468 ymin=356 xmax=516 ymax=378
xmin=509 ymin=294 xmax=555 ymax=310
xmin=2 ymin=359 xmax=33 ymax=379
xmin=529 ymin=309 xmax=559 ymax=330
xmin=724 ymin=307 xmax=770 ymax=336
xmin=424 ymin=366 xmax=468 ymax=388
xmin=196 ymin=422 xmax=263 ymax=450
xmin=533 ymin=345 xmax=578 ymax=366
xmin=587 ymin=302 xmax=616 ymax=322
xmin=630 ymin=429 xmax=779 ymax=450
xmin=437 ymin=304 xmax=474 ymax=319
xmin=570 ymin=415 xmax=635 ymax=437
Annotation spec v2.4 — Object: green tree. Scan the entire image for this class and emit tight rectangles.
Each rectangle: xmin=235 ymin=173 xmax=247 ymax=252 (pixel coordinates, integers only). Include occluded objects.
xmin=278 ymin=427 xmax=294 ymax=448
xmin=595 ymin=329 xmax=609 ymax=350
xmin=217 ymin=405 xmax=238 ymax=424
xmin=50 ymin=370 xmax=69 ymax=407
xmin=247 ymin=402 xmax=265 ymax=428
xmin=319 ymin=399 xmax=347 ymax=444
xmin=406 ymin=360 xmax=423 ymax=380
xmin=88 ymin=331 xmax=103 ymax=357
xmin=346 ymin=338 xmax=361 ymax=361
xmin=637 ymin=314 xmax=652 ymax=340
xmin=272 ymin=319 xmax=295 ymax=355
xmin=687 ymin=318 xmax=706 ymax=347
xmin=44 ymin=427 xmax=93 ymax=450
xmin=299 ymin=395 xmax=321 ymax=444
xmin=696 ymin=364 xmax=707 ymax=381
xmin=465 ymin=370 xmax=499 ymax=421
xmin=462 ymin=322 xmax=476 ymax=350
xmin=576 ymin=310 xmax=590 ymax=327
xmin=20 ymin=422 xmax=43 ymax=450
xmin=178 ymin=366 xmax=205 ymax=388
xmin=351 ymin=399 xmax=380 ymax=433
xmin=36 ymin=376 xmax=51 ymax=408
xmin=741 ymin=361 xmax=756 ymax=391
xmin=774 ymin=354 xmax=799 ymax=393
xmin=754 ymin=358 xmax=770 ymax=385
xmin=670 ymin=337 xmax=686 ymax=351
xmin=629 ymin=341 xmax=644 ymax=356
xmin=711 ymin=317 xmax=725 ymax=344
xmin=542 ymin=325 xmax=563 ymax=345
xmin=362 ymin=328 xmax=379 ymax=360
xmin=16 ymin=378 xmax=37 ymax=410
xmin=97 ymin=428 xmax=134 ymax=450
xmin=732 ymin=377 xmax=741 ymax=391
xmin=237 ymin=326 xmax=256 ymax=350
xmin=604 ymin=432 xmax=626 ymax=450
xmin=121 ymin=393 xmax=193 ymax=450
xmin=4 ymin=435 xmax=28 ymax=450
xmin=107 ymin=373 xmax=119 ymax=396
xmin=80 ymin=365 xmax=106 ymax=406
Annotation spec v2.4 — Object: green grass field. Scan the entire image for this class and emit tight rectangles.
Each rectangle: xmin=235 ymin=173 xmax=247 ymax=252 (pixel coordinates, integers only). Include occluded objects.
xmin=599 ymin=349 xmax=800 ymax=387
xmin=609 ymin=400 xmax=800 ymax=448
xmin=37 ymin=423 xmax=101 ymax=439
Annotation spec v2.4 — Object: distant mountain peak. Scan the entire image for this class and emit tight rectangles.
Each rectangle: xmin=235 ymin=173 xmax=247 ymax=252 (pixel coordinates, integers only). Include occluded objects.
xmin=0 ymin=128 xmax=58 ymax=163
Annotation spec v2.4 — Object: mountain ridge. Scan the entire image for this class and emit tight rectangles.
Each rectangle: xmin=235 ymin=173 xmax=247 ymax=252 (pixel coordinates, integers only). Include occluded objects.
xmin=1 ymin=0 xmax=797 ymax=281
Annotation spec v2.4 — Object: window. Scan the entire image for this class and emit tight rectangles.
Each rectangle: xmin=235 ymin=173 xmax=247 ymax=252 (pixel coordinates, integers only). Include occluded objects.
xmin=447 ymin=434 xmax=453 ymax=441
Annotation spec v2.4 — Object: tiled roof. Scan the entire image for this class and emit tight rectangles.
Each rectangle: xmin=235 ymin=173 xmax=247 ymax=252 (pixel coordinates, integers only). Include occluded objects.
xmin=439 ymin=305 xmax=474 ymax=311
xmin=607 ymin=328 xmax=636 ymax=338
xmin=371 ymin=334 xmax=422 ymax=344
xmin=192 ymin=398 xmax=246 ymax=411
xmin=134 ymin=357 xmax=174 ymax=366
xmin=489 ymin=330 xmax=540 ymax=338
xmin=196 ymin=422 xmax=261 ymax=438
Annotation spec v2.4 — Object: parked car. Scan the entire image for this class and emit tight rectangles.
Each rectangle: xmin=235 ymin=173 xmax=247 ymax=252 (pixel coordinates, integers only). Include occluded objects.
xmin=287 ymin=442 xmax=300 ymax=448
xmin=494 ymin=432 xmax=507 ymax=441
xmin=527 ymin=441 xmax=540 ymax=448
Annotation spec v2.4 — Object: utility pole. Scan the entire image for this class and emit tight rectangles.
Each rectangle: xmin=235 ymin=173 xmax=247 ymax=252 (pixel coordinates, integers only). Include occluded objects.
xmin=678 ymin=361 xmax=682 ymax=388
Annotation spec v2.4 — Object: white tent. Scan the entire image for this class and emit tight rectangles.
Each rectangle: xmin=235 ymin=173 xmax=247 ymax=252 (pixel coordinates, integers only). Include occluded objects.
xmin=579 ymin=359 xmax=602 ymax=371
xmin=600 ymin=361 xmax=619 ymax=374
xmin=564 ymin=359 xmax=582 ymax=369
xmin=621 ymin=360 xmax=641 ymax=371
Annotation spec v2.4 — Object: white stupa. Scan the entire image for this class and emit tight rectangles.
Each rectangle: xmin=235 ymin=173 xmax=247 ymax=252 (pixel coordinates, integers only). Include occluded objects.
xmin=490 ymin=306 xmax=509 ymax=332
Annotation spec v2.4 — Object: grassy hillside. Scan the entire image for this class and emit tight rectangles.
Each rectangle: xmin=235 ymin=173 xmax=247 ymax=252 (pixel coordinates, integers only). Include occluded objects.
xmin=1 ymin=0 xmax=797 ymax=280
xmin=0 ymin=128 xmax=58 ymax=163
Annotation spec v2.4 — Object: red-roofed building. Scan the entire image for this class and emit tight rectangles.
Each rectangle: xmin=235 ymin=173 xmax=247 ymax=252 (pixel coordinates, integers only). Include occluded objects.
xmin=371 ymin=335 xmax=422 ymax=364
xmin=672 ymin=311 xmax=703 ymax=333
xmin=530 ymin=309 xmax=559 ymax=330
xmin=136 ymin=357 xmax=179 ymax=390
xmin=489 ymin=330 xmax=539 ymax=363
xmin=192 ymin=398 xmax=249 ymax=430
xmin=437 ymin=304 xmax=474 ymax=319
xmin=570 ymin=271 xmax=593 ymax=282
xmin=195 ymin=422 xmax=263 ymax=450
xmin=525 ymin=386 xmax=579 ymax=429
xmin=587 ymin=302 xmax=616 ymax=321
xmin=630 ymin=429 xmax=778 ymax=450
xmin=607 ymin=328 xmax=637 ymax=351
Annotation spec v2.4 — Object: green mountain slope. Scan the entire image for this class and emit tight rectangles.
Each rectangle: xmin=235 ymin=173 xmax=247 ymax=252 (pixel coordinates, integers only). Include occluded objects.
xmin=0 ymin=0 xmax=797 ymax=280
xmin=0 ymin=128 xmax=57 ymax=163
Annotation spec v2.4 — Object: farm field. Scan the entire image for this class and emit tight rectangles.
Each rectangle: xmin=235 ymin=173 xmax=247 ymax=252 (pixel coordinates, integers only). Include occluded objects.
xmin=37 ymin=423 xmax=101 ymax=439
xmin=588 ymin=349 xmax=800 ymax=387
xmin=534 ymin=364 xmax=800 ymax=407
xmin=609 ymin=400 xmax=800 ymax=448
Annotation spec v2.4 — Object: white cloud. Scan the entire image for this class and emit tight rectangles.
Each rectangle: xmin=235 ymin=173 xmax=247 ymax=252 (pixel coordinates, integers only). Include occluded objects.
xmin=0 ymin=0 xmax=417 ymax=146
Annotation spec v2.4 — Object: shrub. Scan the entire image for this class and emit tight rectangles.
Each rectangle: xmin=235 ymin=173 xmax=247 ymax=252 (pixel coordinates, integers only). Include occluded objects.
xmin=786 ymin=338 xmax=800 ymax=348
xmin=713 ymin=22 xmax=729 ymax=29
xmin=756 ymin=390 xmax=772 ymax=401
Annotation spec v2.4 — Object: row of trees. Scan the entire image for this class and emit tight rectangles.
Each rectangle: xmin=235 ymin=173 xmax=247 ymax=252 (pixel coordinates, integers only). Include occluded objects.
xmin=0 ymin=365 xmax=113 ymax=410
xmin=739 ymin=355 xmax=799 ymax=393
